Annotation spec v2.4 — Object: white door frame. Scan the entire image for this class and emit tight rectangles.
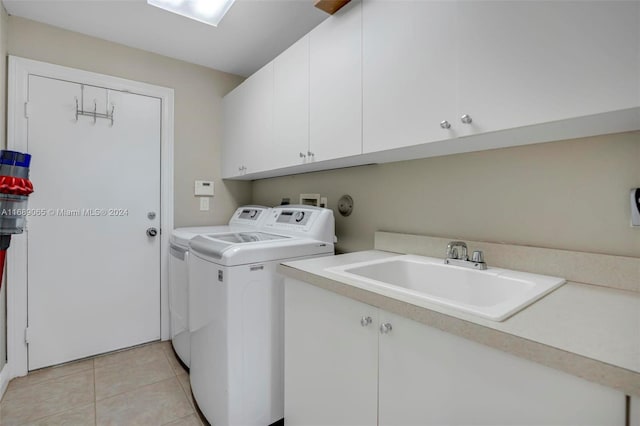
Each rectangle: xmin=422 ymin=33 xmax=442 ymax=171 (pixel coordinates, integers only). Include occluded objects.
xmin=6 ymin=56 xmax=174 ymax=380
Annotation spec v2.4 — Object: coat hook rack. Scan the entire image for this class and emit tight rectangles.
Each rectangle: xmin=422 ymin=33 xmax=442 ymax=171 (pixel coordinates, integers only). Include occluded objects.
xmin=75 ymin=95 xmax=115 ymax=125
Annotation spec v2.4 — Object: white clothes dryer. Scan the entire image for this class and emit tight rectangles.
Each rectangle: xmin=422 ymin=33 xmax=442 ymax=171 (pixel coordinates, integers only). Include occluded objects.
xmin=168 ymin=206 xmax=269 ymax=367
xmin=188 ymin=206 xmax=335 ymax=426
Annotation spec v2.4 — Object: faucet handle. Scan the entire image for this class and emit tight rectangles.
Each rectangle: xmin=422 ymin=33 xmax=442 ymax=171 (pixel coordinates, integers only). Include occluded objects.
xmin=446 ymin=241 xmax=468 ymax=260
xmin=471 ymin=250 xmax=484 ymax=263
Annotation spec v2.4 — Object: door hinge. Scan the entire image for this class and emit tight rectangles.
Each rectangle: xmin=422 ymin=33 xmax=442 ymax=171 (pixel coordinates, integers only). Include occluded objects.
xmin=24 ymin=326 xmax=31 ymax=344
xmin=24 ymin=101 xmax=30 ymax=119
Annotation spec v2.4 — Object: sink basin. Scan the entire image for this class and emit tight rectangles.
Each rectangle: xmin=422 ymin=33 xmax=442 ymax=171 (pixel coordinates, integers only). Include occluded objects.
xmin=325 ymin=255 xmax=565 ymax=321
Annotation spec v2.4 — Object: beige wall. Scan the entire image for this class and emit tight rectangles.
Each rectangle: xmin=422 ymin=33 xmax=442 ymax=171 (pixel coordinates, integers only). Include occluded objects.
xmin=253 ymin=132 xmax=640 ymax=258
xmin=8 ymin=16 xmax=252 ymax=227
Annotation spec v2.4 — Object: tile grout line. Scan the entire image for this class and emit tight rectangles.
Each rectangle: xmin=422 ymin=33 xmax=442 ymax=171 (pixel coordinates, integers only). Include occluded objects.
xmin=93 ymin=362 xmax=175 ymax=403
xmin=2 ymin=369 xmax=96 ymax=423
xmin=5 ymin=342 xmax=173 ymax=425
xmin=162 ymin=346 xmax=197 ymax=414
xmin=92 ymin=342 xmax=177 ymax=401
xmin=6 ymin=363 xmax=95 ymax=393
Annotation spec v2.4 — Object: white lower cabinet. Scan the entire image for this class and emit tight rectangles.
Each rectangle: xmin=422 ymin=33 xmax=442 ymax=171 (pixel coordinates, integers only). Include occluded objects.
xmin=285 ymin=278 xmax=626 ymax=426
xmin=284 ymin=278 xmax=378 ymax=426
xmin=378 ymin=311 xmax=624 ymax=425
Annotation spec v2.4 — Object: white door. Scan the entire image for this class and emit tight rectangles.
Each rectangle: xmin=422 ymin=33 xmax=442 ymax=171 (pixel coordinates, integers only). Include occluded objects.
xmin=26 ymin=75 xmax=161 ymax=370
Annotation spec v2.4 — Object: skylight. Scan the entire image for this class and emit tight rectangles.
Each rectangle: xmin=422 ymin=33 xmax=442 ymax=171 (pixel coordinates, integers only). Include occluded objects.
xmin=147 ymin=0 xmax=236 ymax=27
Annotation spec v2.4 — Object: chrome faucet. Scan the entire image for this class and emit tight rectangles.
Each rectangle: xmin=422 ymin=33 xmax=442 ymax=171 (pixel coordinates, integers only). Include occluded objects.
xmin=446 ymin=241 xmax=468 ymax=261
xmin=445 ymin=241 xmax=487 ymax=270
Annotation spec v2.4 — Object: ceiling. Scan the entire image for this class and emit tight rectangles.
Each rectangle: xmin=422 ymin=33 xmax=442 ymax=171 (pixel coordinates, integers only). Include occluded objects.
xmin=3 ymin=0 xmax=329 ymax=77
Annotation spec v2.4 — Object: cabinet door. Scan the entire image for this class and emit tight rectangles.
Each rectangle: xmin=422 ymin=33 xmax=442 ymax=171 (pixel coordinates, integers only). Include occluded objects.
xmin=222 ymin=62 xmax=274 ymax=177
xmin=284 ymin=279 xmax=378 ymax=426
xmin=241 ymin=62 xmax=274 ymax=173
xmin=378 ymin=311 xmax=625 ymax=425
xmin=363 ymin=0 xmax=457 ymax=153
xmin=309 ymin=0 xmax=362 ymax=162
xmin=273 ymin=35 xmax=310 ymax=169
xmin=221 ymin=81 xmax=248 ymax=178
xmin=457 ymin=1 xmax=640 ymax=136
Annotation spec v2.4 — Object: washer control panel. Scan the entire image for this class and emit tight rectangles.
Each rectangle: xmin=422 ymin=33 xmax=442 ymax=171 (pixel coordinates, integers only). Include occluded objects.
xmin=229 ymin=206 xmax=269 ymax=227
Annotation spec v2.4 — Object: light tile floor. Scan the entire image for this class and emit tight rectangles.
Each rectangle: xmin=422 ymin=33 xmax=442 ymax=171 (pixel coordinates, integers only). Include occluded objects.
xmin=0 ymin=341 xmax=207 ymax=426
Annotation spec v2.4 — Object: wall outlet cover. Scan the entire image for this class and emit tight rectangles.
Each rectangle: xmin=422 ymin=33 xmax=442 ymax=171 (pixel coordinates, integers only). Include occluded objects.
xmin=300 ymin=193 xmax=321 ymax=206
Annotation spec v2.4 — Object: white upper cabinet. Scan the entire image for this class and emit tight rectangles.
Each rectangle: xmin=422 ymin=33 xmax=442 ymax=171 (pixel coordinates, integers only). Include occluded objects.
xmin=309 ymin=0 xmax=363 ymax=162
xmin=456 ymin=0 xmax=640 ymax=136
xmin=221 ymin=79 xmax=248 ymax=178
xmin=273 ymin=35 xmax=310 ymax=169
xmin=363 ymin=0 xmax=458 ymax=153
xmin=222 ymin=0 xmax=640 ymax=179
xmin=222 ymin=61 xmax=273 ymax=178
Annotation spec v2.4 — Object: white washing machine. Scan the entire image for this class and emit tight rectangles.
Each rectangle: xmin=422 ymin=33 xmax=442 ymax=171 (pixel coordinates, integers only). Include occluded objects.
xmin=168 ymin=206 xmax=269 ymax=367
xmin=188 ymin=206 xmax=335 ymax=426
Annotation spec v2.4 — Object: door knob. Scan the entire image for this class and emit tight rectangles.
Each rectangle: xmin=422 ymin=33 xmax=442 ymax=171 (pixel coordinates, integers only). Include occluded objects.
xmin=146 ymin=227 xmax=158 ymax=237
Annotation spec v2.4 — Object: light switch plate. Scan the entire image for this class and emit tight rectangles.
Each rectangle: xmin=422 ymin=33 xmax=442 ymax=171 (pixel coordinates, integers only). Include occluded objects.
xmin=631 ymin=188 xmax=640 ymax=227
xmin=200 ymin=197 xmax=210 ymax=211
xmin=195 ymin=180 xmax=214 ymax=196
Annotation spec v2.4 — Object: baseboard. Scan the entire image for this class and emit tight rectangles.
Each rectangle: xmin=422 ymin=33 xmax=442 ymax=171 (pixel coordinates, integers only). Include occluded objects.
xmin=0 ymin=362 xmax=10 ymax=401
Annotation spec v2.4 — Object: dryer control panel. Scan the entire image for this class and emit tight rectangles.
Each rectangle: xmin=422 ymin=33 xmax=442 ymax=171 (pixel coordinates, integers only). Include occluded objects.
xmin=263 ymin=205 xmax=335 ymax=244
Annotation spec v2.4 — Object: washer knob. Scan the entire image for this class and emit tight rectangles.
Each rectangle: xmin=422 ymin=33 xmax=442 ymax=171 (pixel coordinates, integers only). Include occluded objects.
xmin=294 ymin=211 xmax=305 ymax=222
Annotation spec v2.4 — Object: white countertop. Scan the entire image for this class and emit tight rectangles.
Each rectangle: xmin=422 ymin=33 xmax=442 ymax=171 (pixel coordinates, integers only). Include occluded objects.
xmin=280 ymin=250 xmax=640 ymax=396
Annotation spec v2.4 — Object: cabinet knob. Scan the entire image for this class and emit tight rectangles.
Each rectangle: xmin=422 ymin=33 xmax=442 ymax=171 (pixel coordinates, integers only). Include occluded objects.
xmin=360 ymin=316 xmax=373 ymax=327
xmin=461 ymin=114 xmax=473 ymax=124
xmin=380 ymin=322 xmax=393 ymax=334
xmin=307 ymin=151 xmax=315 ymax=157
xmin=440 ymin=120 xmax=451 ymax=129
xmin=299 ymin=152 xmax=306 ymax=158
